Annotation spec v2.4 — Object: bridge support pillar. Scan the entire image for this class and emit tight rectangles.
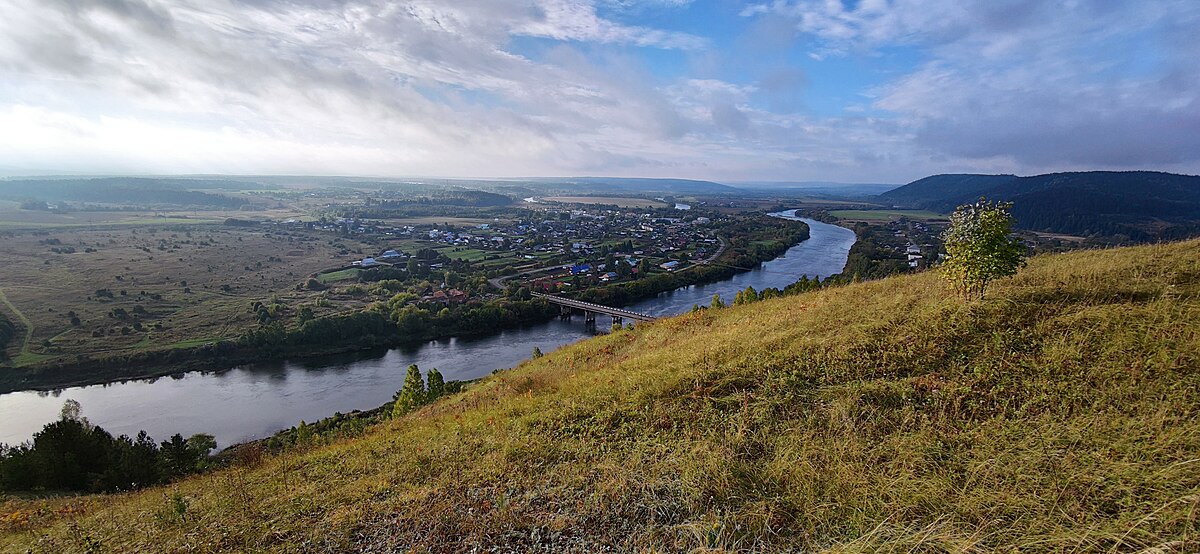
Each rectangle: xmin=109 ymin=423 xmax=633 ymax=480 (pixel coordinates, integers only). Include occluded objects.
xmin=612 ymin=315 xmax=622 ymax=328
xmin=584 ymin=311 xmax=596 ymax=326
xmin=560 ymin=305 xmax=572 ymax=319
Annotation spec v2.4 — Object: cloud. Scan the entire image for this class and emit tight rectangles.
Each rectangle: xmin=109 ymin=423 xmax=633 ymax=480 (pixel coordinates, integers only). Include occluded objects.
xmin=0 ymin=0 xmax=713 ymax=177
xmin=744 ymin=0 xmax=1200 ymax=174
xmin=0 ymin=0 xmax=1197 ymax=182
xmin=515 ymin=0 xmax=707 ymax=49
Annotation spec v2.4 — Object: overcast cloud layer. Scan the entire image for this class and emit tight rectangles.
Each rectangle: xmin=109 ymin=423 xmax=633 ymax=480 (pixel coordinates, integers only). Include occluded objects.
xmin=0 ymin=0 xmax=1197 ymax=182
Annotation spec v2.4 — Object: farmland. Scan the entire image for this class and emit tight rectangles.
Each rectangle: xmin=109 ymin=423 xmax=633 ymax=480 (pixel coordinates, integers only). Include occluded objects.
xmin=0 ymin=223 xmax=379 ymax=369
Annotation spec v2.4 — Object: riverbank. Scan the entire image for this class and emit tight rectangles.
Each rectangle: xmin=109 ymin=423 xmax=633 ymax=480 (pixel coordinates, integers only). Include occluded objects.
xmin=0 ymin=217 xmax=809 ymax=394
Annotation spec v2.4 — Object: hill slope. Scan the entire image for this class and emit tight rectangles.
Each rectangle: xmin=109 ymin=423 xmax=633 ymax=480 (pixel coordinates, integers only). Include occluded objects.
xmin=882 ymin=171 xmax=1200 ymax=241
xmin=3 ymin=240 xmax=1200 ymax=552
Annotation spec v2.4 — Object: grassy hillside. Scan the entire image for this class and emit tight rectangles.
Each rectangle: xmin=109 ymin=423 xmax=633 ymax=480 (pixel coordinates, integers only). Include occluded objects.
xmin=3 ymin=240 xmax=1200 ymax=552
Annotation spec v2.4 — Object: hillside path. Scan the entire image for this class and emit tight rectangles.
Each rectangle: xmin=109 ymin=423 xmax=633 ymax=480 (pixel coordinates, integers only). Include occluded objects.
xmin=0 ymin=287 xmax=34 ymax=357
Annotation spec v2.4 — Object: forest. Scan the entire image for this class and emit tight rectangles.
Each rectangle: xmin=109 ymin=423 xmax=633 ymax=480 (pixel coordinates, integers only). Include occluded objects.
xmin=881 ymin=171 xmax=1200 ymax=242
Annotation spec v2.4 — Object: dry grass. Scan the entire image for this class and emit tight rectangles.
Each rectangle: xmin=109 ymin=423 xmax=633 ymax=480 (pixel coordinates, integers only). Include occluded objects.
xmin=2 ymin=240 xmax=1199 ymax=552
xmin=0 ymin=225 xmax=376 ymax=368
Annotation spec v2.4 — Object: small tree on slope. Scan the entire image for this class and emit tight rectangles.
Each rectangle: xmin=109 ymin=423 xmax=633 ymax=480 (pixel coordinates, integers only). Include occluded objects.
xmin=392 ymin=364 xmax=426 ymax=417
xmin=940 ymin=199 xmax=1026 ymax=300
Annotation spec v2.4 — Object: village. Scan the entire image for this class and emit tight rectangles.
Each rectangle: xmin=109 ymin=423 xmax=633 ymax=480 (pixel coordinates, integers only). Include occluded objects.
xmin=279 ymin=204 xmax=726 ymax=304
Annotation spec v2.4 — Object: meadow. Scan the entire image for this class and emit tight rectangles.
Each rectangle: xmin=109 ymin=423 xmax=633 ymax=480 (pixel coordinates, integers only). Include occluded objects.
xmin=0 ymin=223 xmax=378 ymax=372
xmin=3 ymin=238 xmax=1196 ymax=552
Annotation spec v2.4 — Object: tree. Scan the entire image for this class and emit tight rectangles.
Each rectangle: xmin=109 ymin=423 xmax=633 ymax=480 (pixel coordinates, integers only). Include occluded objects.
xmin=637 ymin=259 xmax=651 ymax=278
xmin=426 ymin=368 xmax=445 ymax=399
xmin=100 ymin=431 xmax=160 ymax=491
xmin=734 ymin=286 xmax=758 ymax=305
xmin=29 ymin=415 xmax=111 ymax=490
xmin=60 ymin=399 xmax=86 ymax=425
xmin=186 ymin=433 xmax=217 ymax=460
xmin=940 ymin=199 xmax=1026 ymax=300
xmin=531 ymin=346 xmax=544 ymax=359
xmin=159 ymin=434 xmax=199 ymax=479
xmin=392 ymin=364 xmax=426 ymax=416
xmin=710 ymin=294 xmax=725 ymax=309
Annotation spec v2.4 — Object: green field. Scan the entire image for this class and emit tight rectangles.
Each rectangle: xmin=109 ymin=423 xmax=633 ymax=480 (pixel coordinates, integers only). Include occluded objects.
xmin=830 ymin=209 xmax=946 ymax=221
xmin=435 ymin=247 xmax=492 ymax=262
xmin=316 ymin=268 xmax=361 ymax=283
xmin=5 ymin=239 xmax=1198 ymax=551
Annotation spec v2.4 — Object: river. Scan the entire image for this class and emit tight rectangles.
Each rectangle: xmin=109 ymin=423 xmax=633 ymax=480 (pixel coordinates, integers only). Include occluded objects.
xmin=0 ymin=213 xmax=855 ymax=448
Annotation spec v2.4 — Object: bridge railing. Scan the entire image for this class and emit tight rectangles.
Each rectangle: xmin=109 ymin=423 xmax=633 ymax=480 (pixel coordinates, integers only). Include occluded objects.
xmin=530 ymin=292 xmax=656 ymax=321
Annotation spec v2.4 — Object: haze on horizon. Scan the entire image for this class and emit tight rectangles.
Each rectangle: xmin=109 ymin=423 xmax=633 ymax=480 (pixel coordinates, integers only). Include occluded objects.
xmin=0 ymin=0 xmax=1197 ymax=183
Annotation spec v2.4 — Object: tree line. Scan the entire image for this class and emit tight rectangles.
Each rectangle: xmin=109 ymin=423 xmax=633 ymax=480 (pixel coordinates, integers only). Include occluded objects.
xmin=0 ymin=401 xmax=215 ymax=493
xmin=236 ymin=298 xmax=559 ymax=353
xmin=838 ymin=222 xmax=911 ymax=281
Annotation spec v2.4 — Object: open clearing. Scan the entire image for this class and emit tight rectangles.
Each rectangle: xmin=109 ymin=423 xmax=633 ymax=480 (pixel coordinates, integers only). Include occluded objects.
xmin=0 ymin=223 xmax=382 ymax=367
xmin=830 ymin=209 xmax=946 ymax=221
xmin=542 ymin=196 xmax=667 ymax=208
xmin=316 ymin=268 xmax=361 ymax=283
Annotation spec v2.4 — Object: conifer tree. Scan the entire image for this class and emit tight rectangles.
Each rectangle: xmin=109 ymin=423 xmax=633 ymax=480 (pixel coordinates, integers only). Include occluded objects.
xmin=392 ymin=364 xmax=426 ymax=416
xmin=427 ymin=368 xmax=445 ymax=399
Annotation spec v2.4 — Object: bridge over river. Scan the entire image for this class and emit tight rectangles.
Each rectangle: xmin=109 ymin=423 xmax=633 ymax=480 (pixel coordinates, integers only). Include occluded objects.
xmin=530 ymin=292 xmax=657 ymax=324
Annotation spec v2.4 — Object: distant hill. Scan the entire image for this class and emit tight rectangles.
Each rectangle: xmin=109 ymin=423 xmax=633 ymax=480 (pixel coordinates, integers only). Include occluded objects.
xmin=530 ymin=176 xmax=738 ymax=195
xmin=4 ymin=240 xmax=1198 ymax=551
xmin=728 ymin=181 xmax=899 ymax=197
xmin=0 ymin=177 xmax=262 ymax=209
xmin=881 ymin=171 xmax=1200 ymax=241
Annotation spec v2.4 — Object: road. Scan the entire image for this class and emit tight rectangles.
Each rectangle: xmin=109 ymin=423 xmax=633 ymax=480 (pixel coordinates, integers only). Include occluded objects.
xmin=0 ymin=287 xmax=34 ymax=359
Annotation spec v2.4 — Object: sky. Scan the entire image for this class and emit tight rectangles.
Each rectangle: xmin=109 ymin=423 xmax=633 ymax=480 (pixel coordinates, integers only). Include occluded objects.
xmin=0 ymin=0 xmax=1197 ymax=183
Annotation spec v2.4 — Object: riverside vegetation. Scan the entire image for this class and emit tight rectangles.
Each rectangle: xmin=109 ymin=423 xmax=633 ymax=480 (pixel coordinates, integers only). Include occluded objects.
xmin=1 ymin=236 xmax=1197 ymax=551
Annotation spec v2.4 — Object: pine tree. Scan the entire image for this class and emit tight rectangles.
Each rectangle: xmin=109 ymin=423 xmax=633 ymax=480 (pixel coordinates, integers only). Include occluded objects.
xmin=392 ymin=364 xmax=427 ymax=416
xmin=531 ymin=346 xmax=544 ymax=359
xmin=427 ymin=368 xmax=445 ymax=399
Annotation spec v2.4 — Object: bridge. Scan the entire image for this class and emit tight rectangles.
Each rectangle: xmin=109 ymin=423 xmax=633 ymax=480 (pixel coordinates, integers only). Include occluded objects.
xmin=530 ymin=292 xmax=657 ymax=325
